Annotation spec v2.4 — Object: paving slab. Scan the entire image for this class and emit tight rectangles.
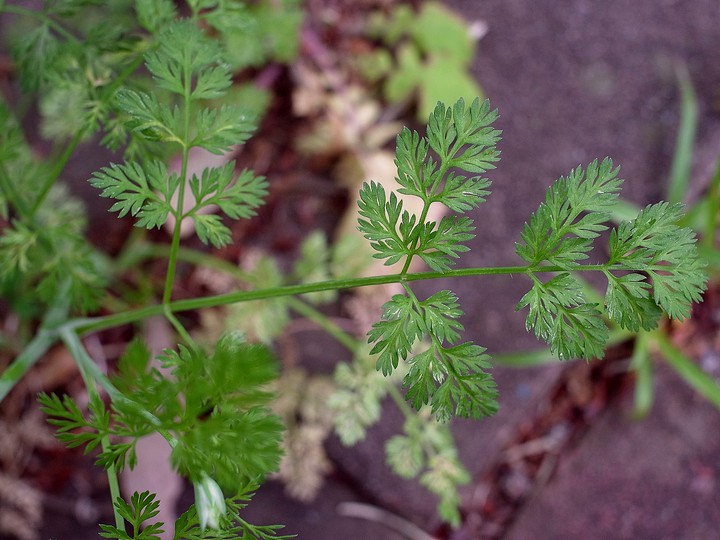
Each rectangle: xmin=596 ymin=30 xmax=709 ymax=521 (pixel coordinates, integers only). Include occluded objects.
xmin=504 ymin=363 xmax=720 ymax=540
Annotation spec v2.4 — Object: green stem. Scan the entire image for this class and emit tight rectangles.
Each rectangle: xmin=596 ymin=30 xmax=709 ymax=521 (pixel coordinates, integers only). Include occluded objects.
xmin=630 ymin=331 xmax=653 ymax=419
xmin=0 ymin=328 xmax=58 ymax=401
xmin=400 ymin=200 xmax=432 ymax=276
xmin=30 ymin=128 xmax=85 ymax=215
xmin=286 ymin=296 xmax=417 ymax=420
xmin=60 ymin=330 xmax=124 ymax=531
xmin=386 ymin=383 xmax=416 ymax=421
xmin=70 ymin=264 xmax=599 ymax=335
xmin=286 ymin=298 xmax=358 ymax=353
xmin=60 ymin=327 xmax=177 ymax=440
xmin=0 ymin=287 xmax=70 ymax=402
xmin=1 ymin=4 xmax=80 ymax=42
xmin=162 ymin=44 xmax=194 ymax=305
xmin=163 ymin=305 xmax=196 ymax=349
xmin=0 ymin=162 xmax=31 ymax=218
xmin=60 ymin=328 xmax=118 ymax=397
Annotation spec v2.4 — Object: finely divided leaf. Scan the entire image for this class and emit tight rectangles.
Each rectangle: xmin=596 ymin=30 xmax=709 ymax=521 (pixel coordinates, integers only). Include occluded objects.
xmin=516 ymin=158 xmax=622 ymax=267
xmin=115 ymin=89 xmax=184 ymax=145
xmin=438 ymin=171 xmax=491 ymax=213
xmin=608 ymin=201 xmax=707 ymax=320
xmin=433 ymin=342 xmax=497 ymax=421
xmin=0 ymin=222 xmax=37 ymax=276
xmin=100 ymin=491 xmax=164 ymax=540
xmin=191 ymin=106 xmax=256 ymax=154
xmin=394 ymin=127 xmax=432 ymax=199
xmin=188 ymin=163 xmax=267 ymax=220
xmin=185 ymin=163 xmax=267 ymax=248
xmin=368 ymin=294 xmax=423 ymax=375
xmin=135 ymin=0 xmax=177 ymax=33
xmin=404 ymin=342 xmax=497 ymax=422
xmin=427 ymin=98 xmax=500 ymax=172
xmin=193 ymin=213 xmax=231 ymax=248
xmin=386 ymin=435 xmax=424 ymax=478
xmin=416 ymin=215 xmax=475 ymax=272
xmin=38 ymin=392 xmax=109 ymax=453
xmin=89 ymin=160 xmax=177 ymax=229
xmin=11 ymin=24 xmax=61 ymax=91
xmin=192 ymin=65 xmax=233 ymax=101
xmin=517 ymin=273 xmax=608 ymax=360
xmin=419 ymin=290 xmax=464 ymax=343
xmin=604 ymin=272 xmax=663 ymax=332
xmin=144 ymin=20 xmax=225 ymax=97
xmin=404 ymin=348 xmax=443 ymax=410
xmin=357 ymin=181 xmax=412 ymax=266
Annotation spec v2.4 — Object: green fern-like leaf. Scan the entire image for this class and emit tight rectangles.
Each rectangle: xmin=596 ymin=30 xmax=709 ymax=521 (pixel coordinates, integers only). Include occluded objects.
xmin=89 ymin=160 xmax=178 ymax=229
xmin=516 ymin=158 xmax=622 ymax=267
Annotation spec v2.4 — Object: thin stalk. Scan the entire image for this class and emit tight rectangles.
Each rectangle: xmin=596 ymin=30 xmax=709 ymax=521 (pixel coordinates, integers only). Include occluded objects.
xmin=60 ymin=327 xmax=177 ymax=440
xmin=0 ymin=163 xmax=31 ymax=219
xmin=161 ymin=155 xmax=188 ymax=304
xmin=162 ymin=47 xmax=194 ymax=305
xmin=400 ymin=199 xmax=432 ymax=275
xmin=285 ymin=297 xmax=416 ymax=421
xmin=0 ymin=328 xmax=58 ymax=401
xmin=81 ymin=239 xmax=451 ymax=425
xmin=70 ymin=264 xmax=602 ymax=335
xmin=30 ymin=128 xmax=85 ymax=215
xmin=399 ymin=155 xmax=453 ymax=276
xmin=286 ymin=298 xmax=358 ymax=353
xmin=163 ymin=305 xmax=196 ymax=350
xmin=1 ymin=4 xmax=80 ymax=42
xmin=60 ymin=330 xmax=124 ymax=531
xmin=386 ymin=383 xmax=416 ymax=421
xmin=60 ymin=328 xmax=118 ymax=397
xmin=0 ymin=287 xmax=69 ymax=402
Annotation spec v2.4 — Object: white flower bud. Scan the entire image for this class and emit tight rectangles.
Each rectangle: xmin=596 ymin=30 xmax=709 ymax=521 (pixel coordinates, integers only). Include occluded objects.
xmin=194 ymin=473 xmax=226 ymax=530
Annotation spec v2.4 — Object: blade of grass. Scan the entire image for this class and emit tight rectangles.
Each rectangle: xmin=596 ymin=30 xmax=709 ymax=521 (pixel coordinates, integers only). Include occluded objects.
xmin=494 ymin=329 xmax=633 ymax=367
xmin=630 ymin=331 xmax=653 ymax=419
xmin=703 ymin=156 xmax=720 ymax=250
xmin=667 ymin=63 xmax=698 ymax=205
xmin=656 ymin=332 xmax=720 ymax=409
xmin=608 ymin=198 xmax=642 ymax=224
